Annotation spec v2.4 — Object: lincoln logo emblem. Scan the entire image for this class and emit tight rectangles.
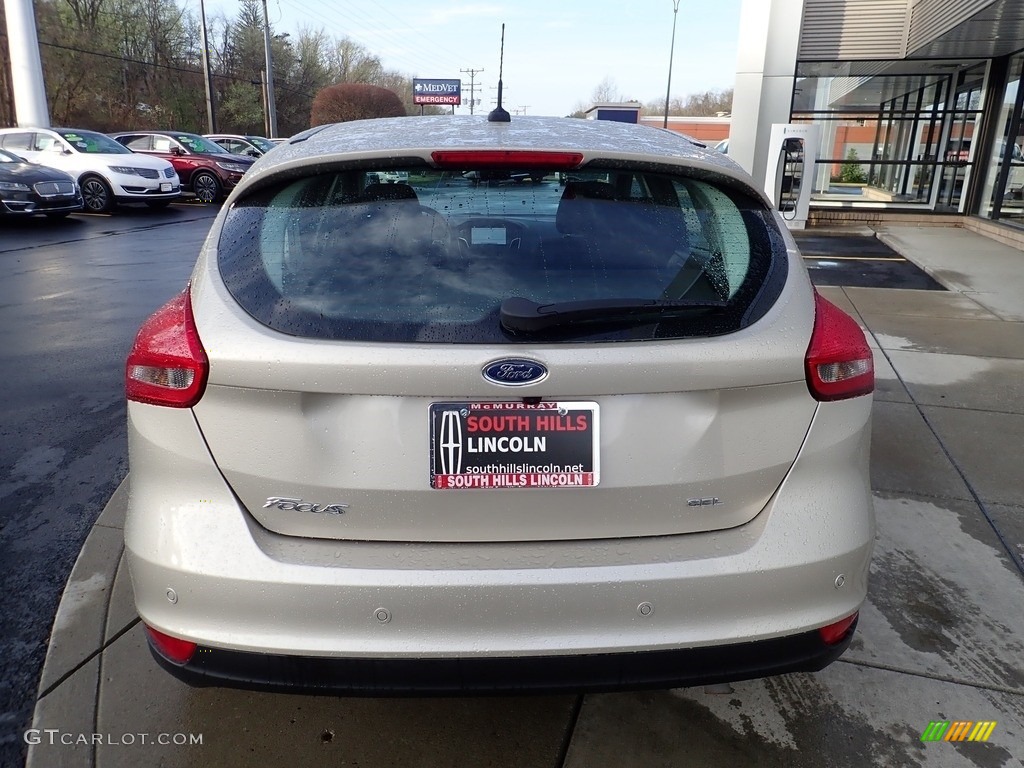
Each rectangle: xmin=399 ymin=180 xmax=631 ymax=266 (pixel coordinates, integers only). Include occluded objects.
xmin=438 ymin=410 xmax=463 ymax=474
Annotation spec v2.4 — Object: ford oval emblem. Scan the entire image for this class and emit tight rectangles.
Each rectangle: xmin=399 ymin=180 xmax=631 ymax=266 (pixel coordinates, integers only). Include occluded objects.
xmin=482 ymin=358 xmax=548 ymax=387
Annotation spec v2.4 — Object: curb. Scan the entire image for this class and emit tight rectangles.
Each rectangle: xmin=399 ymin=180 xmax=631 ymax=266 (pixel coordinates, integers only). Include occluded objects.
xmin=25 ymin=478 xmax=133 ymax=768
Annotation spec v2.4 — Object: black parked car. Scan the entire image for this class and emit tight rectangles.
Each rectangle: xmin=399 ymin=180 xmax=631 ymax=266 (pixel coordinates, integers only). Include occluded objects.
xmin=0 ymin=147 xmax=83 ymax=218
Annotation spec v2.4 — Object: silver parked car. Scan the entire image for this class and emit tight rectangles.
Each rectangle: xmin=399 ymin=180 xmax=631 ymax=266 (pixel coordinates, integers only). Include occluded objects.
xmin=125 ymin=115 xmax=874 ymax=693
xmin=204 ymin=133 xmax=277 ymax=158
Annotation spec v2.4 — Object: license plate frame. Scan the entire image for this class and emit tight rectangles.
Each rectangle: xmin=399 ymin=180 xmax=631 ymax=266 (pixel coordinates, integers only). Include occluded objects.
xmin=429 ymin=401 xmax=600 ymax=489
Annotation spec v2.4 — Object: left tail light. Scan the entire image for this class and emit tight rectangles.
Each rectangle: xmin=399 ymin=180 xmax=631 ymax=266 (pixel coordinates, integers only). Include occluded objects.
xmin=805 ymin=292 xmax=874 ymax=402
xmin=126 ymin=286 xmax=208 ymax=407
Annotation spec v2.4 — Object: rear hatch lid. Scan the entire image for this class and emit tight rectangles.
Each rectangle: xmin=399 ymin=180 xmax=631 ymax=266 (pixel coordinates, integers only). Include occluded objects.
xmin=190 ymin=128 xmax=816 ymax=543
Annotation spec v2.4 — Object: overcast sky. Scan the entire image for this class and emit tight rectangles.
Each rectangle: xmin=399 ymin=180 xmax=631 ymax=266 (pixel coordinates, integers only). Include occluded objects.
xmin=198 ymin=0 xmax=743 ymax=117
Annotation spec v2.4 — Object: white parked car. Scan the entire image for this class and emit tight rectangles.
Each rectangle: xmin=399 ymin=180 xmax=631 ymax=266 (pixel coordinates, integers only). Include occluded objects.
xmin=0 ymin=127 xmax=180 ymax=212
xmin=125 ymin=115 xmax=874 ymax=693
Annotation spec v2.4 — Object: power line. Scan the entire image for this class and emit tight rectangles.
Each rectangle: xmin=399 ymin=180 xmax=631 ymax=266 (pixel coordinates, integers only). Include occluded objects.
xmin=338 ymin=0 xmax=467 ymax=72
xmin=275 ymin=0 xmax=465 ymax=76
xmin=487 ymin=83 xmax=509 ymax=107
xmin=35 ymin=39 xmax=316 ymax=100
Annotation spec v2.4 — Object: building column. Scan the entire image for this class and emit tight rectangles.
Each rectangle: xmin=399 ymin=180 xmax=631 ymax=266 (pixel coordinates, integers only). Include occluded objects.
xmin=2 ymin=0 xmax=49 ymax=127
xmin=729 ymin=0 xmax=804 ymax=191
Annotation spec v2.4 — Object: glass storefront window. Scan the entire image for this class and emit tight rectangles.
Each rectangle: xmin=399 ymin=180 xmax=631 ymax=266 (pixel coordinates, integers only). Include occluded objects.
xmin=981 ymin=54 xmax=1024 ymax=223
xmin=937 ymin=66 xmax=986 ymax=211
xmin=792 ymin=61 xmax=986 ymax=211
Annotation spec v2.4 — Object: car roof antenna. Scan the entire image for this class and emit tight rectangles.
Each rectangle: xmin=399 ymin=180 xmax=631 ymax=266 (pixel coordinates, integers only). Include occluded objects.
xmin=487 ymin=24 xmax=511 ymax=123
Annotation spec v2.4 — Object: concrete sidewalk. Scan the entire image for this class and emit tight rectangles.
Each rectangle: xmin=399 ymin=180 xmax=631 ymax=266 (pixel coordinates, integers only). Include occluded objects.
xmin=24 ymin=225 xmax=1024 ymax=767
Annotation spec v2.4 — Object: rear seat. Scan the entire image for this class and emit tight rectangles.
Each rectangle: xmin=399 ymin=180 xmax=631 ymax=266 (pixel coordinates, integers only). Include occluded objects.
xmin=537 ymin=181 xmax=687 ymax=274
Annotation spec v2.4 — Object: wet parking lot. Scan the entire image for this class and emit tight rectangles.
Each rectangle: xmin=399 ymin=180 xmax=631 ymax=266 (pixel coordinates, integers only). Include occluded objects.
xmin=0 ymin=203 xmax=218 ymax=765
xmin=2 ymin=208 xmax=1023 ymax=767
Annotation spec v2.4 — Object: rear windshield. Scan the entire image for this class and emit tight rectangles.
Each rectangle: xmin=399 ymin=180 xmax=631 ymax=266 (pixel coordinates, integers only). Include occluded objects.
xmin=217 ymin=166 xmax=787 ymax=343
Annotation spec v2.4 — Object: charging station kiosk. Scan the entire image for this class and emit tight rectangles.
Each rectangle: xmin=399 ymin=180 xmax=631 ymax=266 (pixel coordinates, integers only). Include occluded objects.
xmin=764 ymin=123 xmax=820 ymax=230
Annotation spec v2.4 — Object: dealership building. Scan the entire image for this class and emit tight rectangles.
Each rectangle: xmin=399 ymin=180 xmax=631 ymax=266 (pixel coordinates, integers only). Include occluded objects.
xmin=729 ymin=0 xmax=1024 ymax=236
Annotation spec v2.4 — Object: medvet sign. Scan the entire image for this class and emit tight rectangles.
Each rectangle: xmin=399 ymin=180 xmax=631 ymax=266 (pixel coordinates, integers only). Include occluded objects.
xmin=413 ymin=79 xmax=462 ymax=105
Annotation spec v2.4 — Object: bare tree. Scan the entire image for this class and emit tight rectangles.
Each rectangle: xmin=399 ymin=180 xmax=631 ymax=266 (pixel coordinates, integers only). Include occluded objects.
xmin=32 ymin=0 xmax=207 ymax=129
xmin=682 ymin=88 xmax=733 ymax=116
xmin=328 ymin=38 xmax=382 ymax=84
xmin=273 ymin=28 xmax=334 ymax=136
xmin=213 ymin=0 xmax=270 ymax=133
xmin=644 ymin=88 xmax=733 ymax=117
xmin=62 ymin=0 xmax=104 ymax=30
xmin=591 ymin=76 xmax=623 ymax=104
xmin=9 ymin=0 xmax=458 ymax=136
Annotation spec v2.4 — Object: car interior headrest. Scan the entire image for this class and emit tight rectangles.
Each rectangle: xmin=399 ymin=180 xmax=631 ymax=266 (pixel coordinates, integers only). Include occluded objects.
xmin=361 ymin=182 xmax=418 ymax=202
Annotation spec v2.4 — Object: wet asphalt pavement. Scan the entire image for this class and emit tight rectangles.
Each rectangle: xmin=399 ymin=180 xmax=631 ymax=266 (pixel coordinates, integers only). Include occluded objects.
xmin=0 ymin=203 xmax=219 ymax=765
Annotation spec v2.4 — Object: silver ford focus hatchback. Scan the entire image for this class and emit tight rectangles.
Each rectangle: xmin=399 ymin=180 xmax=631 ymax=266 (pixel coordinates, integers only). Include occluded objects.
xmin=125 ymin=115 xmax=874 ymax=693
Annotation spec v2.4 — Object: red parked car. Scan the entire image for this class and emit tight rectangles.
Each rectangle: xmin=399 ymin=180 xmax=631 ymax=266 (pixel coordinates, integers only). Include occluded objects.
xmin=110 ymin=131 xmax=256 ymax=203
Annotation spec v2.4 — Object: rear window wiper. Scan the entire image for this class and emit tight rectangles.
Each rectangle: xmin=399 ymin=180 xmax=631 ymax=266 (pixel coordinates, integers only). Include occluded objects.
xmin=499 ymin=296 xmax=728 ymax=334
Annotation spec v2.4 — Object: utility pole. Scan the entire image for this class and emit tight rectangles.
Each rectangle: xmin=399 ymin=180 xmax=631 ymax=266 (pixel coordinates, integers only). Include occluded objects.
xmin=260 ymin=70 xmax=269 ymax=130
xmin=2 ymin=0 xmax=50 ymax=127
xmin=261 ymin=0 xmax=278 ymax=137
xmin=460 ymin=67 xmax=483 ymax=115
xmin=198 ymin=0 xmax=217 ymax=133
xmin=518 ymin=105 xmax=530 ymax=115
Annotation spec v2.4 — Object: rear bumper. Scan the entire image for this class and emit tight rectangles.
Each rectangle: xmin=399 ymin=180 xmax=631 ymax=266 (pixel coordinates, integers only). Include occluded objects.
xmin=125 ymin=395 xmax=873 ymax=684
xmin=147 ymin=619 xmax=857 ymax=694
